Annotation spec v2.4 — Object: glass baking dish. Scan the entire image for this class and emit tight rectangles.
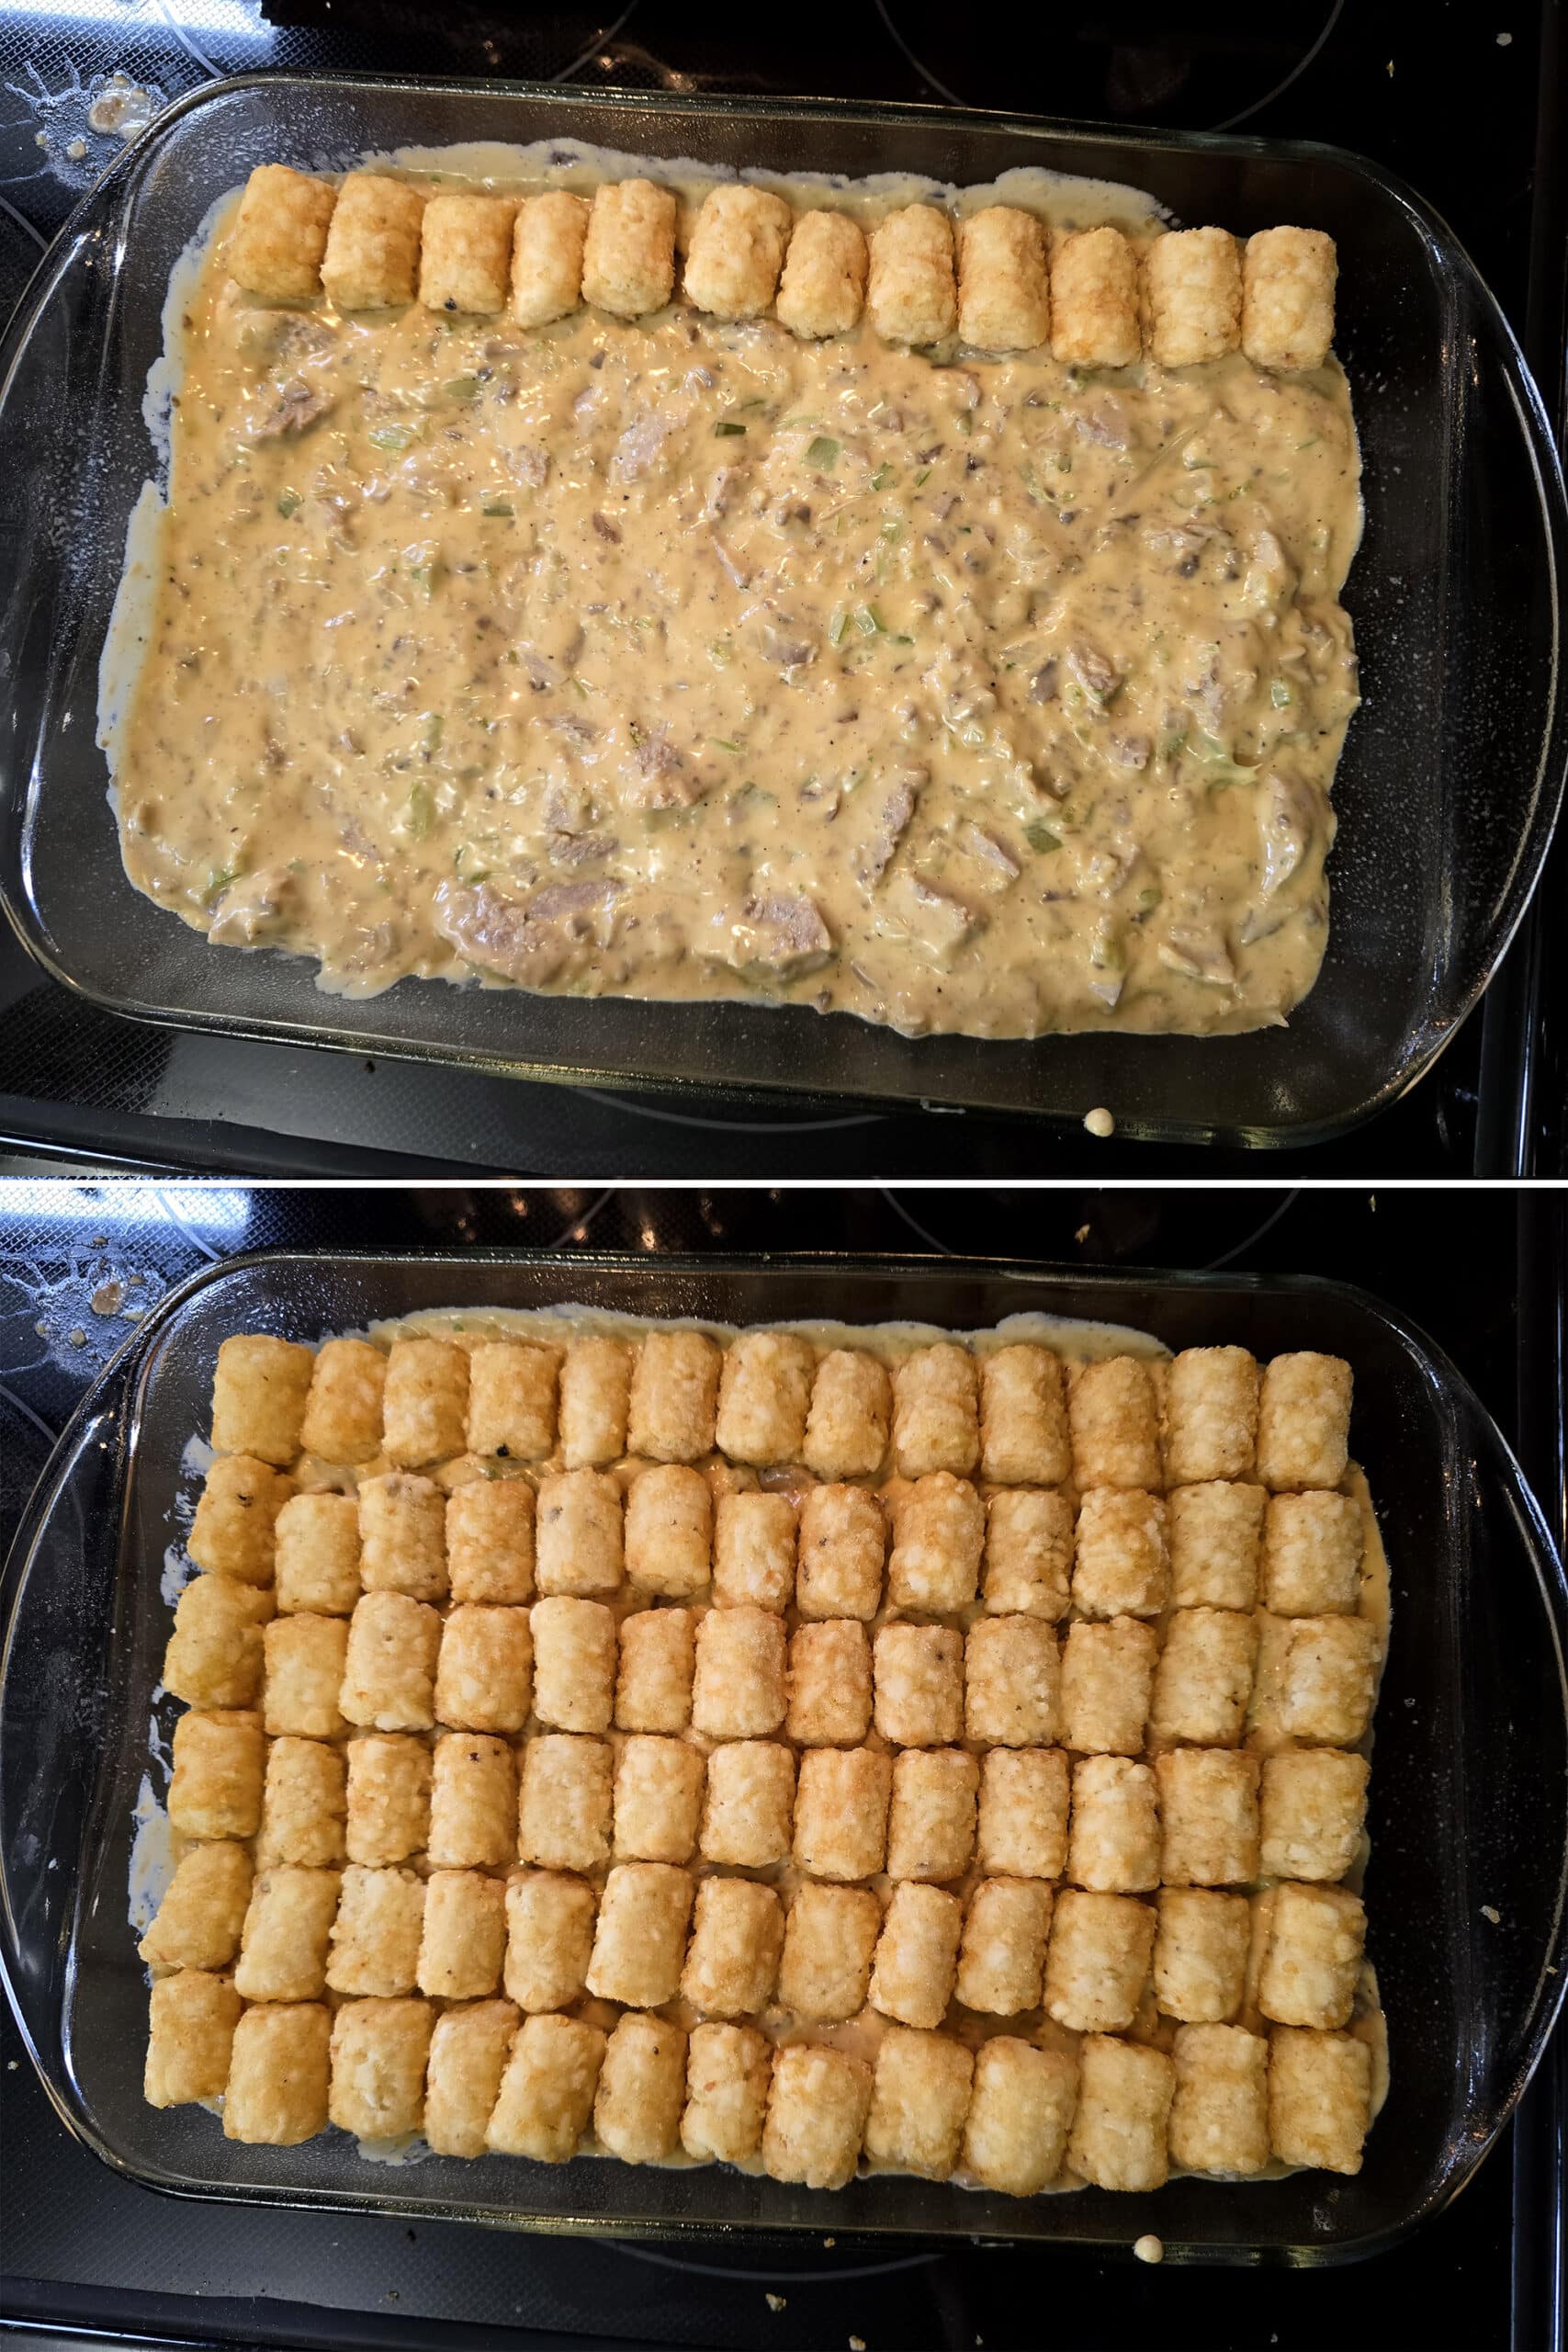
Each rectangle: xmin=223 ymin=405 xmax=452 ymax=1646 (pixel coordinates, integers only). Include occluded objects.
xmin=1 ymin=1248 xmax=1563 ymax=2263
xmin=1 ymin=77 xmax=1564 ymax=1148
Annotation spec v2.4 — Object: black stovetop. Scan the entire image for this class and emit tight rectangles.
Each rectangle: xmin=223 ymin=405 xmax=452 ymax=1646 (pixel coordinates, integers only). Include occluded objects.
xmin=0 ymin=0 xmax=1563 ymax=1180
xmin=2 ymin=1180 xmax=1565 ymax=2351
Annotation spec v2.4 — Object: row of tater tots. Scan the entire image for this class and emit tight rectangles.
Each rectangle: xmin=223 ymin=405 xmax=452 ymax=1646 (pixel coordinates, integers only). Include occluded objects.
xmin=204 ymin=1325 xmax=1355 ymax=1494
xmin=227 ymin=162 xmax=1338 ymax=371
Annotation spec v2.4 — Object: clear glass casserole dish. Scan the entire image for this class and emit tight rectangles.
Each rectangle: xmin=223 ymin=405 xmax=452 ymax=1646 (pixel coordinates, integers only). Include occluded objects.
xmin=2 ymin=1248 xmax=1563 ymax=2262
xmin=0 ymin=75 xmax=1564 ymax=1148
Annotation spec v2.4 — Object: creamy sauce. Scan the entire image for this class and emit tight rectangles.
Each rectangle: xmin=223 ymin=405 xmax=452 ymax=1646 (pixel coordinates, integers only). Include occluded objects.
xmin=107 ymin=159 xmax=1361 ymax=1039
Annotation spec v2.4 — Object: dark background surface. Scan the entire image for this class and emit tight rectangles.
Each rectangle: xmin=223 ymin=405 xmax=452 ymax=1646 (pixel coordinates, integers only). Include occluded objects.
xmin=0 ymin=0 xmax=1563 ymax=1180
xmin=1 ymin=1178 xmax=1564 ymax=2349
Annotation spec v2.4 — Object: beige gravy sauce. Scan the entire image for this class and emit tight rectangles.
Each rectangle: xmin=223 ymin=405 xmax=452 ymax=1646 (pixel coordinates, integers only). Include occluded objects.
xmin=107 ymin=154 xmax=1361 ymax=1039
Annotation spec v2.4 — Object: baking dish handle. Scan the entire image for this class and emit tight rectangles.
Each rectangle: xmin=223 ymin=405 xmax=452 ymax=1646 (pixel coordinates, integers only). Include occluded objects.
xmin=1450 ymin=1381 xmax=1568 ymax=2139
xmin=0 ymin=1358 xmax=137 ymax=2085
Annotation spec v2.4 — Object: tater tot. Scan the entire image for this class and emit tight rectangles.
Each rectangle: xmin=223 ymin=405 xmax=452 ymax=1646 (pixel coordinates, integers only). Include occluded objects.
xmin=168 ymin=1708 xmax=265 ymax=1841
xmin=779 ymin=1882 xmax=881 ymax=2023
xmin=188 ymin=1452 xmax=294 ymax=1586
xmin=977 ymin=1746 xmax=1070 ymax=1881
xmin=1149 ymin=1607 xmax=1259 ymax=1747
xmin=559 ymin=1336 xmax=632 ymax=1467
xmin=487 ymin=2013 xmax=605 ymax=2162
xmin=1262 ymin=1491 xmax=1364 ymax=1616
xmin=865 ymin=2026 xmax=973 ymax=2180
xmin=140 ymin=1838 xmax=253 ymax=1970
xmin=299 ymin=1336 xmax=386 ymax=1464
xmin=1256 ymin=1351 xmax=1352 ymax=1490
xmin=423 ymin=1997 xmax=519 ymax=2158
xmin=519 ymin=1738 xmax=609 ymax=1877
xmin=163 ymin=1573 xmax=266 ymax=1708
xmin=345 ymin=1733 xmax=431 ymax=1865
xmin=211 ymin=1336 xmax=314 ymax=1458
xmin=581 ymin=177 xmax=678 ymax=318
xmin=715 ymin=1330 xmax=816 ymax=1466
xmin=274 ymin=1492 xmax=361 ymax=1616
xmin=329 ymin=1996 xmax=434 ymax=2139
xmin=594 ymin=2011 xmax=688 ymax=2165
xmin=954 ymin=1876 xmax=1052 ymax=2017
xmin=1068 ymin=1356 xmax=1163 ymax=1491
xmin=1072 ymin=1487 xmax=1168 ymax=1619
xmin=613 ymin=1734 xmax=705 ymax=1862
xmin=692 ymin=1603 xmax=787 ymax=1739
xmin=1268 ymin=2027 xmax=1371 ymax=2173
xmin=1163 ymin=1346 xmax=1258 ymax=1486
xmin=381 ymin=1338 xmax=469 ymax=1467
xmin=1060 ymin=1616 xmax=1159 ymax=1756
xmin=958 ymin=206 xmax=1050 ymax=353
xmin=263 ymin=1611 xmax=348 ymax=1740
xmin=434 ymin=1603 xmax=533 ymax=1734
xmin=979 ymin=1345 xmax=1071 ymax=1486
xmin=874 ymin=1623 xmax=964 ymax=1748
xmin=870 ymin=1883 xmax=962 ymax=2028
xmin=511 ymin=188 xmax=590 ymax=328
xmin=321 ymin=173 xmax=425 ymax=311
xmin=1257 ymin=1882 xmax=1366 ymax=2029
xmin=145 ymin=1970 xmax=243 ymax=2108
xmin=326 ymin=1863 xmax=425 ymax=1996
xmin=234 ymin=1863 xmax=341 ymax=2001
xmin=1242 ymin=226 xmax=1337 ymax=372
xmin=504 ymin=1869 xmax=597 ymax=2012
xmin=1145 ymin=226 xmax=1243 ymax=368
xmin=713 ymin=1489 xmax=795 ymax=1612
xmin=1068 ymin=1755 xmax=1161 ymax=1893
xmin=467 ymin=1340 xmax=558 ymax=1462
xmin=225 ymin=164 xmax=337 ymax=302
xmin=1067 ymin=2035 xmax=1174 ymax=2191
xmin=615 ymin=1604 xmax=695 ymax=1733
xmin=446 ymin=1478 xmax=535 ymax=1605
xmin=627 ymin=1329 xmax=721 ymax=1461
xmin=1050 ymin=225 xmax=1141 ymax=368
xmin=1277 ymin=1615 xmax=1380 ymax=1746
xmin=886 ymin=1747 xmax=978 ymax=1883
xmin=624 ymin=1464 xmax=710 ymax=1599
xmin=1154 ymin=1886 xmax=1251 ymax=2022
xmin=1259 ymin=1749 xmax=1370 ymax=1883
xmin=802 ymin=1346 xmax=889 ymax=1476
xmin=222 ymin=2002 xmax=331 ymax=2144
xmin=1168 ymin=1480 xmax=1267 ymax=1611
xmin=794 ymin=1746 xmax=892 ymax=1882
xmin=787 ymin=1618 xmax=873 ymax=1745
xmin=763 ymin=2044 xmax=872 ymax=2189
xmin=682 ymin=182 xmax=793 ymax=321
xmin=1043 ymin=1889 xmax=1155 ymax=2032
xmin=775 ymin=208 xmax=869 ymax=340
xmin=417 ymin=1870 xmax=507 ymax=1999
xmin=682 ymin=2021 xmax=772 ymax=2165
xmin=1169 ymin=2022 xmax=1269 ymax=2175
xmin=982 ymin=1487 xmax=1074 ymax=1621
xmin=340 ymin=1590 xmax=441 ymax=1731
xmin=428 ymin=1732 xmax=516 ymax=1871
xmin=892 ymin=1342 xmax=979 ymax=1476
xmin=962 ymin=2036 xmax=1077 ymax=2196
xmin=867 ymin=205 xmax=958 ymax=347
xmin=418 ymin=191 xmax=517 ymax=315
xmin=886 ymin=1471 xmax=984 ymax=1612
xmin=358 ymin=1472 xmax=447 ymax=1602
xmin=797 ymin=1482 xmax=886 ymax=1620
xmin=530 ymin=1595 xmax=617 ymax=1733
xmin=964 ymin=1614 xmax=1060 ymax=1747
xmin=682 ymin=1877 xmax=784 ymax=2018
xmin=1156 ymin=1749 xmax=1260 ymax=1886
xmin=699 ymin=1738 xmax=795 ymax=1867
xmin=586 ymin=1861 xmax=694 ymax=2007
